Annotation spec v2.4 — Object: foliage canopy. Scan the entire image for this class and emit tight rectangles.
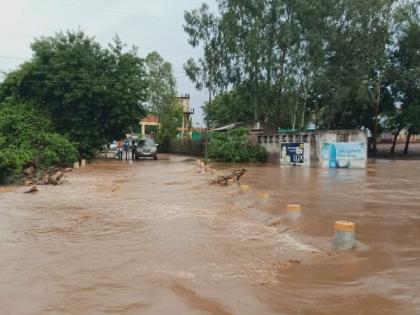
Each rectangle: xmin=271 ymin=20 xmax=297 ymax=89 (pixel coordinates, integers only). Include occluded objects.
xmin=0 ymin=31 xmax=148 ymax=158
xmin=0 ymin=99 xmax=78 ymax=183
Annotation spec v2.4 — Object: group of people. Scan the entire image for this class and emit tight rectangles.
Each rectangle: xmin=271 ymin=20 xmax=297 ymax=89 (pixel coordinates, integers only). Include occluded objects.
xmin=114 ymin=139 xmax=137 ymax=160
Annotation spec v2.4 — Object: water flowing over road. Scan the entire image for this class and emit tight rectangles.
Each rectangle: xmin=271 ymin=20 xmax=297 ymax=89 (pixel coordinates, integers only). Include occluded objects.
xmin=1 ymin=156 xmax=419 ymax=314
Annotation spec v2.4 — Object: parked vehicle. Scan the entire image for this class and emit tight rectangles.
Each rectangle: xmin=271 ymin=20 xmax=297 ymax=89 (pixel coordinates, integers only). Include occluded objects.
xmin=135 ymin=139 xmax=158 ymax=160
xmin=109 ymin=141 xmax=117 ymax=150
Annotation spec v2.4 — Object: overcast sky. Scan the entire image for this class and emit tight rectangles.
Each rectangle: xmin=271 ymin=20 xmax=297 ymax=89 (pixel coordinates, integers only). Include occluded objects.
xmin=0 ymin=0 xmax=217 ymax=126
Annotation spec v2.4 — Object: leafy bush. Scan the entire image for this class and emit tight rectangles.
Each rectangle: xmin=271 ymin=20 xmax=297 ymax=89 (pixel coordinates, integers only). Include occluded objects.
xmin=0 ymin=99 xmax=78 ymax=183
xmin=35 ymin=133 xmax=78 ymax=167
xmin=208 ymin=128 xmax=266 ymax=162
xmin=0 ymin=147 xmax=32 ymax=183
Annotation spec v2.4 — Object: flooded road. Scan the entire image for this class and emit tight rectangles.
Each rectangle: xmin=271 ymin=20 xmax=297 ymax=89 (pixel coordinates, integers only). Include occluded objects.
xmin=1 ymin=156 xmax=419 ymax=314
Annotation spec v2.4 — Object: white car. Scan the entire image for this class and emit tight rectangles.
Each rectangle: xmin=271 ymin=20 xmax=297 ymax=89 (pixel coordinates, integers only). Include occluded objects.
xmin=109 ymin=141 xmax=117 ymax=150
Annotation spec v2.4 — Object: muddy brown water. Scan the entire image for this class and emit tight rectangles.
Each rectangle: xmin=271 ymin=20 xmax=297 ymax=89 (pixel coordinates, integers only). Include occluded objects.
xmin=0 ymin=156 xmax=419 ymax=314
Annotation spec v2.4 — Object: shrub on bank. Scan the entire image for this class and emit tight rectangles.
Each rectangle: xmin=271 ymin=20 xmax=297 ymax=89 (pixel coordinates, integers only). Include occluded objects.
xmin=35 ymin=133 xmax=78 ymax=167
xmin=208 ymin=128 xmax=266 ymax=162
xmin=0 ymin=147 xmax=32 ymax=183
xmin=0 ymin=99 xmax=78 ymax=183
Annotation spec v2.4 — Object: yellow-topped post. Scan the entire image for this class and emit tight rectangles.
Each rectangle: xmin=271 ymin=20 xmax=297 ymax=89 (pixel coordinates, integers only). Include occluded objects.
xmin=287 ymin=204 xmax=302 ymax=220
xmin=334 ymin=220 xmax=356 ymax=250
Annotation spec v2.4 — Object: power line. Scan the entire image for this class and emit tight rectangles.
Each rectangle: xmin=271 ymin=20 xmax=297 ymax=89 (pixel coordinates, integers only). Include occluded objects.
xmin=0 ymin=55 xmax=30 ymax=60
xmin=39 ymin=0 xmax=182 ymax=24
xmin=0 ymin=31 xmax=202 ymax=56
xmin=0 ymin=77 xmax=186 ymax=83
xmin=0 ymin=66 xmax=186 ymax=75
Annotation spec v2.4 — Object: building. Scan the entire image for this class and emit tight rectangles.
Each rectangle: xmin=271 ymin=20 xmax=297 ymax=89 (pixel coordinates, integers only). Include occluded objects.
xmin=257 ymin=129 xmax=368 ymax=168
xmin=139 ymin=115 xmax=160 ymax=139
xmin=139 ymin=95 xmax=194 ymax=139
xmin=177 ymin=94 xmax=194 ymax=137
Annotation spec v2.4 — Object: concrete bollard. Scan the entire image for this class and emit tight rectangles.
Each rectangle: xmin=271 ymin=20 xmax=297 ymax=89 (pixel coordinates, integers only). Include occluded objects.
xmin=196 ymin=160 xmax=201 ymax=166
xmin=334 ymin=220 xmax=356 ymax=250
xmin=287 ymin=204 xmax=302 ymax=220
xmin=239 ymin=184 xmax=250 ymax=193
xmin=80 ymin=159 xmax=86 ymax=167
xmin=257 ymin=191 xmax=270 ymax=204
xmin=73 ymin=161 xmax=80 ymax=169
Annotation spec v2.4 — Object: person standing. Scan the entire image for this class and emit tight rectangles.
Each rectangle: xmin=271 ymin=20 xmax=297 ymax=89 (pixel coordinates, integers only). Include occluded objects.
xmin=117 ymin=140 xmax=123 ymax=160
xmin=131 ymin=139 xmax=137 ymax=160
xmin=123 ymin=139 xmax=130 ymax=160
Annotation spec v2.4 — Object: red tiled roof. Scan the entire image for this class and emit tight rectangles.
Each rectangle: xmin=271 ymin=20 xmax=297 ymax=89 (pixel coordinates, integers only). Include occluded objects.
xmin=141 ymin=115 xmax=159 ymax=123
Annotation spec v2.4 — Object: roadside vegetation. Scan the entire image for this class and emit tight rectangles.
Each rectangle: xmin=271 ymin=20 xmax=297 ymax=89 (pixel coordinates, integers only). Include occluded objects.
xmin=208 ymin=128 xmax=266 ymax=162
xmin=0 ymin=30 xmax=187 ymax=183
xmin=183 ymin=0 xmax=420 ymax=155
xmin=0 ymin=99 xmax=77 ymax=183
xmin=0 ymin=31 xmax=150 ymax=183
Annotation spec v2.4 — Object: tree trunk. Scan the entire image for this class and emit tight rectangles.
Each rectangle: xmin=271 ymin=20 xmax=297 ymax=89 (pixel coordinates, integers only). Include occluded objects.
xmin=403 ymin=131 xmax=412 ymax=155
xmin=372 ymin=80 xmax=381 ymax=155
xmin=291 ymin=105 xmax=297 ymax=131
xmin=253 ymin=96 xmax=258 ymax=121
xmin=300 ymin=82 xmax=308 ymax=129
xmin=390 ymin=129 xmax=400 ymax=155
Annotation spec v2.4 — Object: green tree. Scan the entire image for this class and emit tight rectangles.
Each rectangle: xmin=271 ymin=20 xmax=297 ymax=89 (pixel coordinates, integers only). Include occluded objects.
xmin=184 ymin=0 xmax=414 ymax=146
xmin=145 ymin=51 xmax=177 ymax=119
xmin=0 ymin=31 xmax=148 ymax=158
xmin=156 ymin=101 xmax=183 ymax=150
xmin=184 ymin=3 xmax=222 ymax=159
xmin=311 ymin=0 xmax=398 ymax=153
xmin=0 ymin=98 xmax=78 ymax=183
xmin=203 ymin=85 xmax=255 ymax=127
xmin=390 ymin=12 xmax=420 ymax=155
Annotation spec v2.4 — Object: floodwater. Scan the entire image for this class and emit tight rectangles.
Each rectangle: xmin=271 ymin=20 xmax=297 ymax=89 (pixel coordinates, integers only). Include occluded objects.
xmin=0 ymin=156 xmax=419 ymax=314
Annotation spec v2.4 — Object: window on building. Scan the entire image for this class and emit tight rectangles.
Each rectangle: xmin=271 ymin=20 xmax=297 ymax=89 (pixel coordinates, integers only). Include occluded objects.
xmin=337 ymin=134 xmax=349 ymax=142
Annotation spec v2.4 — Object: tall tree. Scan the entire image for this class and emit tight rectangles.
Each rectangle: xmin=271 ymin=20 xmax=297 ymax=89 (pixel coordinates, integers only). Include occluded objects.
xmin=184 ymin=0 xmax=415 ymax=140
xmin=390 ymin=8 xmax=420 ymax=155
xmin=184 ymin=3 xmax=221 ymax=157
xmin=0 ymin=31 xmax=148 ymax=157
xmin=144 ymin=51 xmax=177 ymax=119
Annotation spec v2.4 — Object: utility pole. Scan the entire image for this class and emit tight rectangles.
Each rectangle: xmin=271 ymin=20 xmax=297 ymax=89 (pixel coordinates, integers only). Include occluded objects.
xmin=205 ymin=66 xmax=212 ymax=163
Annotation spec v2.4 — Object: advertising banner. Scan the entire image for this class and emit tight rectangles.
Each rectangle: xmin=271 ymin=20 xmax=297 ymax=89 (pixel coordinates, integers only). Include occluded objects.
xmin=321 ymin=142 xmax=366 ymax=168
xmin=280 ymin=143 xmax=310 ymax=165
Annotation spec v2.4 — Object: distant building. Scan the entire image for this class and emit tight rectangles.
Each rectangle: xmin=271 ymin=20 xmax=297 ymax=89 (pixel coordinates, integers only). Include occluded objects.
xmin=139 ymin=115 xmax=160 ymax=139
xmin=257 ymin=129 xmax=368 ymax=168
xmin=177 ymin=94 xmax=194 ymax=137
xmin=139 ymin=94 xmax=195 ymax=139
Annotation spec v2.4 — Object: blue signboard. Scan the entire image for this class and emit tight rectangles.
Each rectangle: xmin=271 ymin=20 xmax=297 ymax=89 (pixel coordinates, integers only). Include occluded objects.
xmin=321 ymin=142 xmax=365 ymax=168
xmin=280 ymin=143 xmax=309 ymax=164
